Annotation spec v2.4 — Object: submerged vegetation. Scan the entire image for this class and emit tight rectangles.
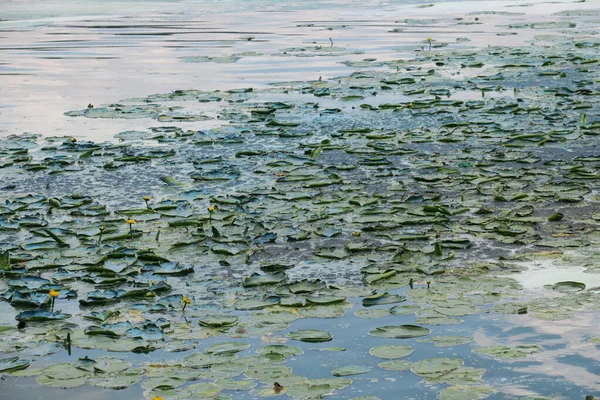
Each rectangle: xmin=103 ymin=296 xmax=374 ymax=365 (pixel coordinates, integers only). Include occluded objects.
xmin=1 ymin=4 xmax=600 ymax=400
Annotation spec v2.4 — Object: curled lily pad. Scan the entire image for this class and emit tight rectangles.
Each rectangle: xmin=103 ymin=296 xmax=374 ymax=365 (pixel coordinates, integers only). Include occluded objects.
xmin=199 ymin=315 xmax=239 ymax=328
xmin=0 ymin=357 xmax=29 ymax=373
xmin=362 ymin=292 xmax=406 ymax=307
xmin=15 ymin=310 xmax=72 ymax=322
xmin=551 ymin=281 xmax=586 ymax=293
xmin=143 ymin=262 xmax=194 ymax=276
xmin=243 ymin=272 xmax=286 ymax=287
xmin=286 ymin=329 xmax=333 ymax=343
xmin=285 ymin=279 xmax=328 ymax=294
xmin=368 ymin=325 xmax=430 ymax=339
xmin=306 ymin=295 xmax=346 ymax=305
xmin=369 ymin=345 xmax=414 ymax=359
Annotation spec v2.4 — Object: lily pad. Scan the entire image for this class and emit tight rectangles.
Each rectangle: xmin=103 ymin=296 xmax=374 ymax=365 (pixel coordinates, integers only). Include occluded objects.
xmin=331 ymin=365 xmax=371 ymax=376
xmin=411 ymin=358 xmax=464 ymax=379
xmin=473 ymin=345 xmax=543 ymax=359
xmin=368 ymin=325 xmax=430 ymax=339
xmin=286 ymin=329 xmax=333 ymax=343
xmin=551 ymin=281 xmax=586 ymax=293
xmin=205 ymin=342 xmax=251 ymax=355
xmin=369 ymin=345 xmax=414 ymax=359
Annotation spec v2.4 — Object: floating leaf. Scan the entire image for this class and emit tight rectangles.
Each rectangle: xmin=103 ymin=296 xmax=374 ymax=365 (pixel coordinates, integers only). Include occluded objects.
xmin=205 ymin=342 xmax=251 ymax=355
xmin=417 ymin=336 xmax=473 ymax=347
xmin=411 ymin=358 xmax=464 ymax=379
xmin=368 ymin=325 xmax=430 ymax=339
xmin=551 ymin=281 xmax=586 ymax=293
xmin=331 ymin=365 xmax=371 ymax=376
xmin=286 ymin=329 xmax=333 ymax=343
xmin=369 ymin=345 xmax=414 ymax=359
xmin=473 ymin=345 xmax=543 ymax=359
xmin=378 ymin=360 xmax=411 ymax=371
xmin=0 ymin=357 xmax=29 ymax=373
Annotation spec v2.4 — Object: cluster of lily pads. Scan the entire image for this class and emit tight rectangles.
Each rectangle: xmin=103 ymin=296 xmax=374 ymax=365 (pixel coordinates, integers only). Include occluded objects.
xmin=2 ymin=8 xmax=600 ymax=400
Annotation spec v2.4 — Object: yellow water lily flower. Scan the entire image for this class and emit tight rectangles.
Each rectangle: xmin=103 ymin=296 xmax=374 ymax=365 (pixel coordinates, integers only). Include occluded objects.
xmin=208 ymin=205 xmax=216 ymax=212
xmin=70 ymin=137 xmax=77 ymax=143
xmin=152 ymin=397 xmax=164 ymax=400
xmin=49 ymin=289 xmax=60 ymax=298
xmin=99 ymin=225 xmax=106 ymax=232
xmin=126 ymin=219 xmax=136 ymax=225
xmin=182 ymin=295 xmax=191 ymax=305
xmin=143 ymin=196 xmax=151 ymax=201
xmin=426 ymin=37 xmax=432 ymax=42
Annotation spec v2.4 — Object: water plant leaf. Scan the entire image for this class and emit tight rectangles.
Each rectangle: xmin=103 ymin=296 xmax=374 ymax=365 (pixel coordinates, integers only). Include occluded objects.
xmin=0 ymin=357 xmax=29 ymax=373
xmin=410 ymin=358 xmax=464 ymax=379
xmin=286 ymin=329 xmax=333 ymax=343
xmin=243 ymin=272 xmax=286 ymax=287
xmin=378 ymin=360 xmax=411 ymax=371
xmin=473 ymin=345 xmax=543 ymax=359
xmin=331 ymin=365 xmax=371 ymax=376
xmin=551 ymin=281 xmax=586 ymax=293
xmin=368 ymin=345 xmax=414 ymax=359
xmin=362 ymin=291 xmax=406 ymax=307
xmin=417 ymin=336 xmax=473 ymax=347
xmin=368 ymin=325 xmax=430 ymax=339
xmin=437 ymin=385 xmax=497 ymax=400
xmin=15 ymin=310 xmax=72 ymax=322
xmin=205 ymin=342 xmax=251 ymax=355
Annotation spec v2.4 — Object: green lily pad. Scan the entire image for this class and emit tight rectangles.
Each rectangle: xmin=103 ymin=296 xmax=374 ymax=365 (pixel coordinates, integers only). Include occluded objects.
xmin=15 ymin=310 xmax=72 ymax=322
xmin=205 ymin=342 xmax=251 ymax=355
xmin=199 ymin=315 xmax=239 ymax=328
xmin=369 ymin=345 xmax=414 ymax=359
xmin=286 ymin=329 xmax=333 ymax=343
xmin=437 ymin=385 xmax=497 ymax=400
xmin=362 ymin=291 xmax=406 ymax=307
xmin=354 ymin=308 xmax=390 ymax=319
xmin=243 ymin=272 xmax=286 ymax=287
xmin=551 ymin=281 xmax=586 ymax=293
xmin=331 ymin=365 xmax=371 ymax=376
xmin=411 ymin=358 xmax=464 ymax=379
xmin=87 ymin=370 xmax=141 ymax=389
xmin=473 ymin=345 xmax=543 ymax=359
xmin=378 ymin=360 xmax=412 ymax=371
xmin=256 ymin=345 xmax=304 ymax=358
xmin=0 ymin=357 xmax=29 ymax=373
xmin=417 ymin=336 xmax=473 ymax=347
xmin=368 ymin=324 xmax=431 ymax=339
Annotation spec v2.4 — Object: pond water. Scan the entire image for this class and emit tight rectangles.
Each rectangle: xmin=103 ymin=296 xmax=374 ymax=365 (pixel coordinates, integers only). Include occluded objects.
xmin=1 ymin=0 xmax=600 ymax=399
